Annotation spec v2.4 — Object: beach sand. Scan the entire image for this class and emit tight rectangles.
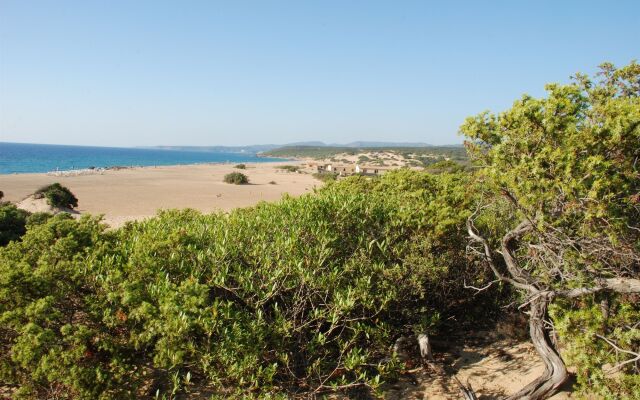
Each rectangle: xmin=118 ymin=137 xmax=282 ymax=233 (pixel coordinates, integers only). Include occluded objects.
xmin=0 ymin=162 xmax=318 ymax=227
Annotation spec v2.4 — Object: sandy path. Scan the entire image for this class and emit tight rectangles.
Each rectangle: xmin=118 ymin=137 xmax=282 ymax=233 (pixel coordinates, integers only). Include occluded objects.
xmin=385 ymin=337 xmax=574 ymax=400
xmin=0 ymin=162 xmax=318 ymax=227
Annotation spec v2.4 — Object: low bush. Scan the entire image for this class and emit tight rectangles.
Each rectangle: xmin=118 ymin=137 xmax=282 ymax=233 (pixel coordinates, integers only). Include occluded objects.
xmin=234 ymin=164 xmax=246 ymax=169
xmin=34 ymin=183 xmax=78 ymax=209
xmin=312 ymin=172 xmax=338 ymax=183
xmin=277 ymin=165 xmax=300 ymax=172
xmin=223 ymin=172 xmax=249 ymax=184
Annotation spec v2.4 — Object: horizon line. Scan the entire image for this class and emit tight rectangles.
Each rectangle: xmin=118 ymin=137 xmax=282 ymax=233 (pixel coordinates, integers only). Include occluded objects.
xmin=1 ymin=140 xmax=466 ymax=149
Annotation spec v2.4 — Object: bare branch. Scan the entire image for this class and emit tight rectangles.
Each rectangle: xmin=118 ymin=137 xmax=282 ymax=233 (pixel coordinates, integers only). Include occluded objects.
xmin=595 ymin=334 xmax=640 ymax=374
xmin=518 ymin=291 xmax=554 ymax=310
xmin=463 ymin=279 xmax=499 ymax=294
xmin=453 ymin=376 xmax=478 ymax=400
xmin=501 ymin=219 xmax=537 ymax=287
xmin=466 ymin=218 xmax=536 ymax=292
xmin=559 ymin=278 xmax=640 ymax=298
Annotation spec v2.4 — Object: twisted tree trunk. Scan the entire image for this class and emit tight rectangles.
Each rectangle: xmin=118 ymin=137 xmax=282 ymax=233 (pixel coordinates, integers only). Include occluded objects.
xmin=505 ymin=295 xmax=567 ymax=400
xmin=467 ymin=218 xmax=640 ymax=400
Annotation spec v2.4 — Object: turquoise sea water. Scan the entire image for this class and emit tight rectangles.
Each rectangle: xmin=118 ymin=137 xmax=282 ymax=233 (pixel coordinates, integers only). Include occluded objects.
xmin=0 ymin=142 xmax=285 ymax=174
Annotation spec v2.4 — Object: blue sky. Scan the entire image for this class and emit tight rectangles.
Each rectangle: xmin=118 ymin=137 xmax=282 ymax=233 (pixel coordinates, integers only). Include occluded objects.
xmin=0 ymin=1 xmax=638 ymax=147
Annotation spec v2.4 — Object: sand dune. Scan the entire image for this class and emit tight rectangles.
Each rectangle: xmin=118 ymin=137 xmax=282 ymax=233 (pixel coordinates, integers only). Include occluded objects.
xmin=0 ymin=162 xmax=318 ymax=227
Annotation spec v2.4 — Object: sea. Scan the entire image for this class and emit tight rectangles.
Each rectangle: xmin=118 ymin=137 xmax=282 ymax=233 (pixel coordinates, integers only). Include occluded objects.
xmin=0 ymin=142 xmax=286 ymax=174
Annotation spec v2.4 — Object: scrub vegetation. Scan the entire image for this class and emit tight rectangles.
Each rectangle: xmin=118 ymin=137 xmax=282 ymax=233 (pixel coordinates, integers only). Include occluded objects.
xmin=223 ymin=172 xmax=249 ymax=185
xmin=312 ymin=172 xmax=338 ymax=183
xmin=276 ymin=165 xmax=301 ymax=172
xmin=0 ymin=62 xmax=638 ymax=399
xmin=33 ymin=183 xmax=78 ymax=209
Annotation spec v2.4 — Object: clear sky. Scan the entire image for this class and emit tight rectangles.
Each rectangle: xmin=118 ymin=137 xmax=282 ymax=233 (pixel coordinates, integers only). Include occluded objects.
xmin=0 ymin=1 xmax=638 ymax=147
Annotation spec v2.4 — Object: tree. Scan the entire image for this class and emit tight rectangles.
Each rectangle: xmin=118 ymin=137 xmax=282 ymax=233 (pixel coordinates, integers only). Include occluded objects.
xmin=461 ymin=61 xmax=640 ymax=399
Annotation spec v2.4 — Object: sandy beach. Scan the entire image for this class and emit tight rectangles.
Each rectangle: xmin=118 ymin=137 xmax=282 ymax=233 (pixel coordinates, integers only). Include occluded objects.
xmin=0 ymin=162 xmax=318 ymax=227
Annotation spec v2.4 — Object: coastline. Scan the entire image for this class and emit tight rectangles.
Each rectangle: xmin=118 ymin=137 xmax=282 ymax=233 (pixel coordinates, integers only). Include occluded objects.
xmin=0 ymin=161 xmax=316 ymax=228
xmin=0 ymin=158 xmax=302 ymax=177
xmin=0 ymin=141 xmax=296 ymax=175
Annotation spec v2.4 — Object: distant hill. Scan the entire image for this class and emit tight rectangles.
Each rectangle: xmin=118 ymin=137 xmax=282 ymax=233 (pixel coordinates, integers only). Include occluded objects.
xmin=339 ymin=141 xmax=433 ymax=148
xmin=284 ymin=141 xmax=327 ymax=147
xmin=143 ymin=141 xmax=456 ymax=154
xmin=141 ymin=145 xmax=281 ymax=154
xmin=284 ymin=141 xmax=439 ymax=147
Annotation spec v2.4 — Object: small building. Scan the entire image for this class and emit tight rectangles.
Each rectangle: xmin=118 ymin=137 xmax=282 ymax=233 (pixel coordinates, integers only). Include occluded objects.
xmin=318 ymin=163 xmax=396 ymax=177
xmin=315 ymin=164 xmax=331 ymax=173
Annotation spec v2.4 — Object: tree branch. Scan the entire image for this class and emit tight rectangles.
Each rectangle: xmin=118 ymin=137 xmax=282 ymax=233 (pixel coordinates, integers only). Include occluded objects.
xmin=595 ymin=334 xmax=640 ymax=374
xmin=463 ymin=278 xmax=499 ymax=295
xmin=501 ymin=219 xmax=537 ymax=287
xmin=466 ymin=218 xmax=536 ymax=292
xmin=558 ymin=278 xmax=640 ymax=298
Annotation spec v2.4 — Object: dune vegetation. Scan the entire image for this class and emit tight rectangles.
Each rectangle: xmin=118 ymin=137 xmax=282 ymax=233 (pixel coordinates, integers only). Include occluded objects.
xmin=223 ymin=172 xmax=249 ymax=185
xmin=33 ymin=183 xmax=78 ymax=209
xmin=0 ymin=62 xmax=638 ymax=399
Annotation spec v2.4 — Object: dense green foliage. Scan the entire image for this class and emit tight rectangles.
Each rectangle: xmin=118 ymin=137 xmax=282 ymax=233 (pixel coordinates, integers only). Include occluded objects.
xmin=34 ymin=183 xmax=78 ymax=209
xmin=0 ymin=203 xmax=29 ymax=246
xmin=25 ymin=212 xmax=54 ymax=229
xmin=423 ymin=160 xmax=466 ymax=175
xmin=312 ymin=172 xmax=338 ymax=183
xmin=233 ymin=164 xmax=246 ymax=169
xmin=550 ymin=299 xmax=640 ymax=398
xmin=223 ymin=172 xmax=249 ymax=185
xmin=461 ymin=61 xmax=640 ymax=397
xmin=0 ymin=170 xmax=485 ymax=398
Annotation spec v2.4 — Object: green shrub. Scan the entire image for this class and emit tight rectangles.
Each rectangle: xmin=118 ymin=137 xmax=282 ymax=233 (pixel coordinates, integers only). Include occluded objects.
xmin=312 ymin=172 xmax=338 ymax=183
xmin=25 ymin=212 xmax=54 ymax=229
xmin=223 ymin=172 xmax=249 ymax=184
xmin=234 ymin=164 xmax=246 ymax=169
xmin=277 ymin=165 xmax=300 ymax=172
xmin=34 ymin=183 xmax=78 ymax=209
xmin=0 ymin=170 xmax=484 ymax=398
xmin=424 ymin=160 xmax=465 ymax=174
xmin=0 ymin=215 xmax=132 ymax=399
xmin=550 ymin=298 xmax=640 ymax=399
xmin=0 ymin=203 xmax=29 ymax=246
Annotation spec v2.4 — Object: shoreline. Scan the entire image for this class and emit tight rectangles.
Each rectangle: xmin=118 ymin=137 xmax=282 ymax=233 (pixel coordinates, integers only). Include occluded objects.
xmin=0 ymin=158 xmax=301 ymax=177
xmin=0 ymin=161 xmax=317 ymax=228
